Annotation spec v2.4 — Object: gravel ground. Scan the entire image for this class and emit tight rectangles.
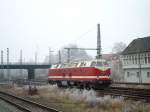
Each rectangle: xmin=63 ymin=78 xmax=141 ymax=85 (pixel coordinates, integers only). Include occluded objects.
xmin=1 ymin=84 xmax=150 ymax=112
xmin=0 ymin=99 xmax=22 ymax=112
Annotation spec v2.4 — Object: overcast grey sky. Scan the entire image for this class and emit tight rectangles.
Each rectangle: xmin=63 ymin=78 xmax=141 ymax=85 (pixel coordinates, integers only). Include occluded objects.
xmin=0 ymin=0 xmax=150 ymax=63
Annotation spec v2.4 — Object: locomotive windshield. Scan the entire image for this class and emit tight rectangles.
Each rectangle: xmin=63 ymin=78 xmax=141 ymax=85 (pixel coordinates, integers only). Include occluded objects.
xmin=96 ymin=62 xmax=102 ymax=66
xmin=90 ymin=60 xmax=109 ymax=67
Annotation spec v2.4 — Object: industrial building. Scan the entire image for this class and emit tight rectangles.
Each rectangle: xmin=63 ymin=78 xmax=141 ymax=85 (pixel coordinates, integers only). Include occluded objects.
xmin=121 ymin=36 xmax=150 ymax=83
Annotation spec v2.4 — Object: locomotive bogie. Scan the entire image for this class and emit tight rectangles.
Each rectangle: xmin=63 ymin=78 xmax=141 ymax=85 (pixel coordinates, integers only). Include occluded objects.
xmin=48 ymin=79 xmax=111 ymax=89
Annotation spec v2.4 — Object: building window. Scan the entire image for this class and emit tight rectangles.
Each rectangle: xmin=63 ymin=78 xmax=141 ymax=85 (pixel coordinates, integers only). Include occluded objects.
xmin=133 ymin=55 xmax=135 ymax=64
xmin=123 ymin=59 xmax=125 ymax=65
xmin=129 ymin=55 xmax=131 ymax=65
xmin=147 ymin=72 xmax=150 ymax=78
xmin=144 ymin=54 xmax=147 ymax=64
xmin=137 ymin=72 xmax=139 ymax=77
xmin=131 ymin=55 xmax=134 ymax=64
xmin=127 ymin=72 xmax=130 ymax=77
xmin=140 ymin=54 xmax=144 ymax=64
xmin=124 ymin=56 xmax=127 ymax=65
xmin=126 ymin=56 xmax=128 ymax=64
xmin=135 ymin=56 xmax=137 ymax=64
xmin=148 ymin=54 xmax=150 ymax=63
xmin=125 ymin=56 xmax=127 ymax=65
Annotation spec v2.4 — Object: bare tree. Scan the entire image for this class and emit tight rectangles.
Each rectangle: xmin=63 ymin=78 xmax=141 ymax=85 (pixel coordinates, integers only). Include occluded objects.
xmin=112 ymin=42 xmax=127 ymax=54
xmin=111 ymin=42 xmax=127 ymax=81
xmin=44 ymin=44 xmax=92 ymax=64
xmin=60 ymin=44 xmax=92 ymax=63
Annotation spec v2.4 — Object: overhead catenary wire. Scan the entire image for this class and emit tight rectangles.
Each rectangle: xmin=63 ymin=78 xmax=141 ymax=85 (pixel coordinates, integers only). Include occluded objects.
xmin=71 ymin=25 xmax=96 ymax=45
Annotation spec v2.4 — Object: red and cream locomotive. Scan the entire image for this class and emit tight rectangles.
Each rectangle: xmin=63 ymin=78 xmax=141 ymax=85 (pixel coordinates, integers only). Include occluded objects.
xmin=48 ymin=59 xmax=111 ymax=89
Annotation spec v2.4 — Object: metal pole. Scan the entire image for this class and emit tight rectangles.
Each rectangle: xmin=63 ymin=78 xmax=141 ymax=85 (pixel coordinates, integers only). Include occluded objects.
xmin=1 ymin=50 xmax=3 ymax=65
xmin=49 ymin=48 xmax=54 ymax=64
xmin=1 ymin=50 xmax=4 ymax=79
xmin=138 ymin=53 xmax=142 ymax=83
xmin=20 ymin=50 xmax=23 ymax=64
xmin=49 ymin=48 xmax=51 ymax=64
xmin=67 ymin=48 xmax=70 ymax=63
xmin=7 ymin=48 xmax=10 ymax=81
xmin=35 ymin=51 xmax=37 ymax=64
xmin=58 ymin=50 xmax=61 ymax=64
xmin=7 ymin=48 xmax=9 ymax=64
xmin=20 ymin=50 xmax=23 ymax=76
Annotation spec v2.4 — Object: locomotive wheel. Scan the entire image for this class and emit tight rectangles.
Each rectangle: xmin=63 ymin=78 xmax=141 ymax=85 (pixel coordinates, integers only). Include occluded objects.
xmin=85 ymin=84 xmax=93 ymax=90
xmin=57 ymin=82 xmax=63 ymax=88
xmin=76 ymin=82 xmax=84 ymax=89
xmin=67 ymin=81 xmax=73 ymax=88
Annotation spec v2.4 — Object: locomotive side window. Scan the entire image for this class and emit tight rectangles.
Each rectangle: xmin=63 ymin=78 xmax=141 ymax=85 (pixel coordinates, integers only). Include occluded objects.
xmin=70 ymin=62 xmax=78 ymax=67
xmin=80 ymin=62 xmax=86 ymax=67
xmin=60 ymin=64 xmax=63 ymax=68
xmin=90 ymin=61 xmax=96 ymax=67
xmin=51 ymin=65 xmax=58 ymax=69
xmin=55 ymin=64 xmax=59 ymax=68
xmin=60 ymin=64 xmax=66 ymax=68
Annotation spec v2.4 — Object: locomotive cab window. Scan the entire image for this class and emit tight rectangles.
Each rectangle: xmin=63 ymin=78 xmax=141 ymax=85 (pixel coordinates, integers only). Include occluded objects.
xmin=90 ymin=60 xmax=109 ymax=67
xmin=96 ymin=61 xmax=102 ymax=66
xmin=103 ymin=62 xmax=109 ymax=66
xmin=90 ymin=61 xmax=103 ymax=67
xmin=80 ymin=62 xmax=86 ymax=67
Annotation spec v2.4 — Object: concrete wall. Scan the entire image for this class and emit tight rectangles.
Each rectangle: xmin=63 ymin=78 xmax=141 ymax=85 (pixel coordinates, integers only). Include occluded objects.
xmin=124 ymin=69 xmax=140 ymax=83
xmin=141 ymin=69 xmax=150 ymax=83
xmin=124 ymin=68 xmax=150 ymax=83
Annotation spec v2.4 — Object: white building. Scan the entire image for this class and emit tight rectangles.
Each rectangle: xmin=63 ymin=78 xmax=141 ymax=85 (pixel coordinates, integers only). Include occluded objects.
xmin=121 ymin=36 xmax=150 ymax=83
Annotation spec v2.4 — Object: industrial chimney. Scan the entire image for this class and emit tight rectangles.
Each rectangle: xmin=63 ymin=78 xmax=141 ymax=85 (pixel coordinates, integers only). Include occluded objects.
xmin=96 ymin=24 xmax=102 ymax=59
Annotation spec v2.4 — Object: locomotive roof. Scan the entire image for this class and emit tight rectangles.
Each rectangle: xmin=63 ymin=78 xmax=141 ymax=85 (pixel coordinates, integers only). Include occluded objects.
xmin=51 ymin=59 xmax=108 ymax=69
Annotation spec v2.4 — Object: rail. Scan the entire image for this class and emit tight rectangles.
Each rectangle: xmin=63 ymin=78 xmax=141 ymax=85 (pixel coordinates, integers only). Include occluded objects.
xmin=0 ymin=91 xmax=61 ymax=112
xmin=113 ymin=82 xmax=150 ymax=85
xmin=97 ymin=87 xmax=150 ymax=102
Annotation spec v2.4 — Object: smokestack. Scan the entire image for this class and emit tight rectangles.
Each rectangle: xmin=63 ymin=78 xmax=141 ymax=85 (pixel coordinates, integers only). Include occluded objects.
xmin=96 ymin=24 xmax=102 ymax=59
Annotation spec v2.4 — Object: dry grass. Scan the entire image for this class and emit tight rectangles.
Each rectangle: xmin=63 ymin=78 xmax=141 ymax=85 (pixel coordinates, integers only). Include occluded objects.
xmin=1 ymin=84 xmax=150 ymax=112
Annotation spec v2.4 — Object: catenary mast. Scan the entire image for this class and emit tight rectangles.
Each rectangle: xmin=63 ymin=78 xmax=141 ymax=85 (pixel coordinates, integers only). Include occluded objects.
xmin=65 ymin=24 xmax=102 ymax=62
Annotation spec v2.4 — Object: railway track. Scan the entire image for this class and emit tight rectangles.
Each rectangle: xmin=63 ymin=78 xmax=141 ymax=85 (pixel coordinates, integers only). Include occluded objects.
xmin=97 ymin=87 xmax=150 ymax=102
xmin=0 ymin=91 xmax=61 ymax=112
xmin=113 ymin=82 xmax=150 ymax=85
